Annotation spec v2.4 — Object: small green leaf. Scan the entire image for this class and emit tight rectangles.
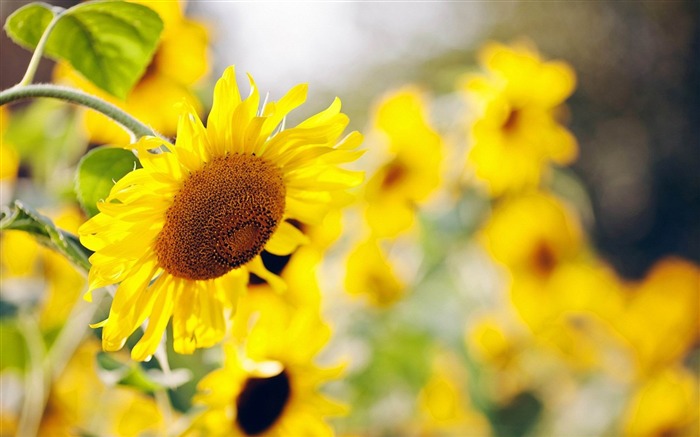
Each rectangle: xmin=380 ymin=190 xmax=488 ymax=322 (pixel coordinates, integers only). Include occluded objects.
xmin=76 ymin=146 xmax=141 ymax=218
xmin=0 ymin=201 xmax=92 ymax=273
xmin=3 ymin=3 xmax=55 ymax=48
xmin=5 ymin=1 xmax=164 ymax=98
xmin=96 ymin=352 xmax=162 ymax=393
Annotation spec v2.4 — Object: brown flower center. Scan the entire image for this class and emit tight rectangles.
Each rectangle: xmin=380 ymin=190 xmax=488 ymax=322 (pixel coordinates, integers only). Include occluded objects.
xmin=532 ymin=240 xmax=557 ymax=277
xmin=502 ymin=107 xmax=521 ymax=134
xmin=155 ymin=154 xmax=285 ymax=281
xmin=380 ymin=160 xmax=408 ymax=190
xmin=236 ymin=370 xmax=292 ymax=435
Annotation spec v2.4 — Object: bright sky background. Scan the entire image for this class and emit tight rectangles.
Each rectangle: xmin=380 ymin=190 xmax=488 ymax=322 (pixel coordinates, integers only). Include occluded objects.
xmin=193 ymin=2 xmax=496 ymax=100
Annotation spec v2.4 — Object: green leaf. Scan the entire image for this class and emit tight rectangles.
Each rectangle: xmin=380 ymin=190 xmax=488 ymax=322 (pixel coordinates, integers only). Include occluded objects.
xmin=3 ymin=3 xmax=55 ymax=48
xmin=5 ymin=1 xmax=164 ymax=99
xmin=96 ymin=352 xmax=161 ymax=393
xmin=0 ymin=200 xmax=92 ymax=273
xmin=96 ymin=351 xmax=191 ymax=393
xmin=75 ymin=146 xmax=141 ymax=218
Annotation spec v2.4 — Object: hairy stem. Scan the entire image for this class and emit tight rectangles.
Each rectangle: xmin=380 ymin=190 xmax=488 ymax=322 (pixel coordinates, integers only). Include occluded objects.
xmin=0 ymin=84 xmax=159 ymax=141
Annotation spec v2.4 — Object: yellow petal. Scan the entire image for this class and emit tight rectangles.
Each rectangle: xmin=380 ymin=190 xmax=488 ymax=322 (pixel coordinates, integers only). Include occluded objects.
xmin=248 ymin=256 xmax=286 ymax=292
xmin=265 ymin=221 xmax=309 ymax=256
xmin=131 ymin=277 xmax=175 ymax=361
xmin=207 ymin=66 xmax=241 ymax=151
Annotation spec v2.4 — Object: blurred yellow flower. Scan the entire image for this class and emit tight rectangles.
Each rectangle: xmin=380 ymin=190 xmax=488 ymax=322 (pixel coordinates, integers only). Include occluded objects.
xmin=232 ymin=245 xmax=327 ymax=345
xmin=0 ymin=230 xmax=39 ymax=278
xmin=467 ymin=316 xmax=520 ymax=370
xmin=192 ymin=310 xmax=345 ymax=436
xmin=53 ymin=0 xmax=209 ymax=144
xmin=79 ymin=66 xmax=363 ymax=360
xmin=416 ymin=353 xmax=491 ymax=436
xmin=465 ymin=315 xmax=536 ymax=404
xmin=622 ymin=366 xmax=698 ymax=437
xmin=0 ymin=107 xmax=19 ymax=182
xmin=345 ymin=238 xmax=405 ymax=307
xmin=250 ymin=248 xmax=321 ymax=306
xmin=614 ymin=257 xmax=700 ymax=376
xmin=463 ymin=41 xmax=577 ymax=196
xmin=481 ymin=193 xmax=628 ymax=369
xmin=522 ymin=261 xmax=630 ymax=372
xmin=39 ymin=340 xmax=166 ymax=436
xmin=303 ymin=208 xmax=346 ymax=252
xmin=245 ymin=211 xmax=346 ymax=313
xmin=364 ymin=87 xmax=443 ymax=238
xmin=0 ymin=205 xmax=87 ymax=331
xmin=481 ymin=192 xmax=582 ymax=280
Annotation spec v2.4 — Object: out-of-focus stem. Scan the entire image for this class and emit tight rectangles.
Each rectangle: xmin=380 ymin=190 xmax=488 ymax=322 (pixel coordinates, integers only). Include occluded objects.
xmin=153 ymin=344 xmax=175 ymax=435
xmin=48 ymin=292 xmax=105 ymax=379
xmin=16 ymin=312 xmax=49 ymax=437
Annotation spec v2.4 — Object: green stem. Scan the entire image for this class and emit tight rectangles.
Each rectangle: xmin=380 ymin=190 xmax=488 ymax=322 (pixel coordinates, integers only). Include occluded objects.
xmin=153 ymin=345 xmax=176 ymax=435
xmin=18 ymin=8 xmax=64 ymax=87
xmin=0 ymin=84 xmax=158 ymax=141
xmin=47 ymin=294 xmax=104 ymax=380
xmin=16 ymin=312 xmax=49 ymax=437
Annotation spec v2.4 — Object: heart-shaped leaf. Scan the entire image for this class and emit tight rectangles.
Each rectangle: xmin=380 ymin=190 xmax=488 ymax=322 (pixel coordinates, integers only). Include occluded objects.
xmin=5 ymin=1 xmax=164 ymax=99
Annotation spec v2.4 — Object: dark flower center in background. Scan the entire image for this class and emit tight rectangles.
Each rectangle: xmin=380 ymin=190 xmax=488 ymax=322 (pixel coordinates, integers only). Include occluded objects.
xmin=236 ymin=370 xmax=292 ymax=435
xmin=380 ymin=160 xmax=409 ymax=190
xmin=502 ymin=107 xmax=522 ymax=134
xmin=532 ymin=241 xmax=558 ymax=277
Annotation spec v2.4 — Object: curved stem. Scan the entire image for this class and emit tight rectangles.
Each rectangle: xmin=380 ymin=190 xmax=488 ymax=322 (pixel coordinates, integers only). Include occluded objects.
xmin=18 ymin=8 xmax=64 ymax=87
xmin=0 ymin=84 xmax=159 ymax=141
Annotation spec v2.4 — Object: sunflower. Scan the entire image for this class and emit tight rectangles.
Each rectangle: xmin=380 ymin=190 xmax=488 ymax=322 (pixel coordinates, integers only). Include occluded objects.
xmin=364 ymin=87 xmax=443 ymax=238
xmin=53 ymin=0 xmax=209 ymax=144
xmin=79 ymin=66 xmax=363 ymax=361
xmin=462 ymin=41 xmax=577 ymax=196
xmin=344 ymin=238 xmax=405 ymax=307
xmin=481 ymin=192 xmax=582 ymax=280
xmin=244 ymin=208 xmax=345 ymax=313
xmin=416 ymin=352 xmax=491 ymax=436
xmin=191 ymin=307 xmax=345 ymax=436
xmin=481 ymin=192 xmax=626 ymax=368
